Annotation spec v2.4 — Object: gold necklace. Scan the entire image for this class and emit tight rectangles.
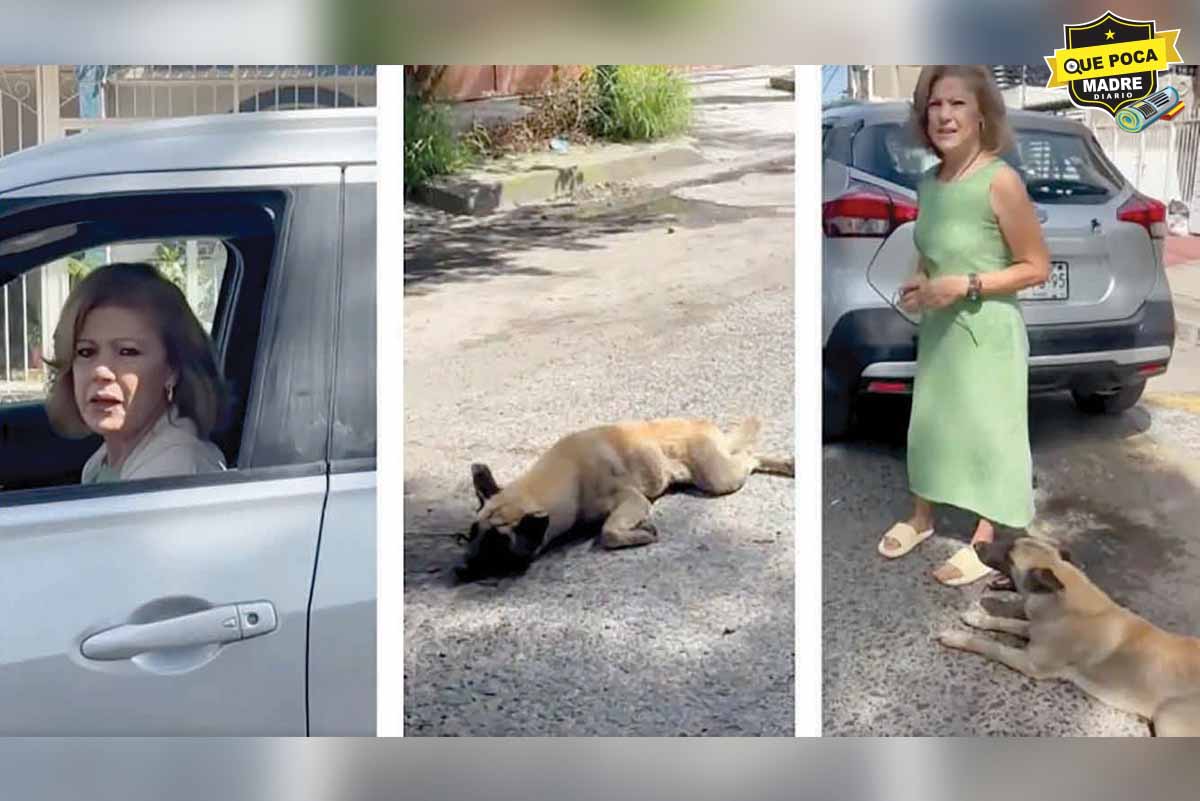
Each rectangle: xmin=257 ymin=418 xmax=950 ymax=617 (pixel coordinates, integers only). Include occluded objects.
xmin=946 ymin=147 xmax=983 ymax=182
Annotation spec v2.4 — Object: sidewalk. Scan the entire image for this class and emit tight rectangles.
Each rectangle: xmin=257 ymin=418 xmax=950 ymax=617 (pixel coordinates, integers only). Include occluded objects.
xmin=412 ymin=66 xmax=795 ymax=215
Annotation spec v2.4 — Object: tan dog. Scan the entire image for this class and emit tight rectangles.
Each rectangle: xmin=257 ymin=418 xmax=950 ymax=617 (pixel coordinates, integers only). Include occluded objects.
xmin=455 ymin=416 xmax=793 ymax=581
xmin=938 ymin=535 xmax=1200 ymax=736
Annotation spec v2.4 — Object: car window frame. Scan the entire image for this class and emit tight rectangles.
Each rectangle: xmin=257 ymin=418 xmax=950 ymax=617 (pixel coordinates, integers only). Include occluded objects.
xmin=850 ymin=118 xmax=1126 ymax=204
xmin=328 ymin=169 xmax=376 ymax=472
xmin=0 ymin=168 xmax=345 ymax=503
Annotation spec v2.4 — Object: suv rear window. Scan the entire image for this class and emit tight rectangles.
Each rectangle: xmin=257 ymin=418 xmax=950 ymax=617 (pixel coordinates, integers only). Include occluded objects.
xmin=851 ymin=121 xmax=1124 ymax=205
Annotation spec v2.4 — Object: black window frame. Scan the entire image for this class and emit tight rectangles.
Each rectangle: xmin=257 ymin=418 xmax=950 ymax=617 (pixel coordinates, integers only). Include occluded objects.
xmin=0 ymin=181 xmax=350 ymax=505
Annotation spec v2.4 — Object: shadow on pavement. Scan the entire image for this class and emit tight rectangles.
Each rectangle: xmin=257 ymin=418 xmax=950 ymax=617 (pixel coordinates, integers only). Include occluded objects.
xmin=405 ymin=178 xmax=789 ymax=298
xmin=403 ymin=481 xmax=794 ymax=736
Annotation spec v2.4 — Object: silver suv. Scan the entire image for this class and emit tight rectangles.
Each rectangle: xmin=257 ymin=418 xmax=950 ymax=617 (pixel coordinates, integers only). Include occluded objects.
xmin=0 ymin=109 xmax=376 ymax=734
xmin=822 ymin=101 xmax=1175 ymax=440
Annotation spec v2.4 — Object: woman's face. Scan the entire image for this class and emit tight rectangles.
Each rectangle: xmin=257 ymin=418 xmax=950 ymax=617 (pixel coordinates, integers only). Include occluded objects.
xmin=72 ymin=304 xmax=175 ymax=441
xmin=926 ymin=75 xmax=983 ymax=155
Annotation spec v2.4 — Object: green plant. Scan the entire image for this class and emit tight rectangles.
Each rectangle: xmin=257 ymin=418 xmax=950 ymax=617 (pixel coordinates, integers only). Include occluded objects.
xmin=589 ymin=65 xmax=692 ymax=142
xmin=152 ymin=242 xmax=187 ymax=291
xmin=405 ymin=96 xmax=470 ymax=191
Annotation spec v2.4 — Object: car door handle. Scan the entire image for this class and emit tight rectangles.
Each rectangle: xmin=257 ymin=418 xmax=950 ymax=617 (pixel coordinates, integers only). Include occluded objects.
xmin=80 ymin=601 xmax=277 ymax=661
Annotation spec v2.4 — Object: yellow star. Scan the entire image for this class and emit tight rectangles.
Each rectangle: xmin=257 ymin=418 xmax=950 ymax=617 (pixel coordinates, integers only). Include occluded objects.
xmin=1105 ymin=29 xmax=1115 ymax=40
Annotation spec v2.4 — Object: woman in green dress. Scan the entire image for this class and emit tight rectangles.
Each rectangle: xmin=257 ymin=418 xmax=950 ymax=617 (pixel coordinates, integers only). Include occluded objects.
xmin=876 ymin=65 xmax=1051 ymax=586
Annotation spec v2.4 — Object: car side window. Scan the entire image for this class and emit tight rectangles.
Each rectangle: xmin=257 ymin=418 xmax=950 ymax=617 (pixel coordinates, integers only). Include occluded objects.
xmin=0 ymin=240 xmax=228 ymax=409
xmin=822 ymin=122 xmax=855 ymax=165
xmin=851 ymin=123 xmax=937 ymax=190
xmin=330 ymin=180 xmax=376 ymax=465
xmin=0 ymin=188 xmax=287 ymax=496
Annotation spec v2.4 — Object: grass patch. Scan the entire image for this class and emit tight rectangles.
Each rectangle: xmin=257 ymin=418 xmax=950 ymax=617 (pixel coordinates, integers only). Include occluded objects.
xmin=404 ymin=66 xmax=694 ymax=188
xmin=463 ymin=65 xmax=694 ymax=159
xmin=405 ymin=96 xmax=471 ymax=191
xmin=590 ymin=65 xmax=693 ymax=142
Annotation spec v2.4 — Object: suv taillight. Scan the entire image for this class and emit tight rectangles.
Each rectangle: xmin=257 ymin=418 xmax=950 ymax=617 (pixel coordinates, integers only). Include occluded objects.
xmin=822 ymin=185 xmax=918 ymax=237
xmin=1117 ymin=194 xmax=1167 ymax=239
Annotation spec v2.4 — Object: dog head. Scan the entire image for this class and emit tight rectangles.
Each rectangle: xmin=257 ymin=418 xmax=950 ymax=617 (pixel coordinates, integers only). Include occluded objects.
xmin=454 ymin=463 xmax=550 ymax=582
xmin=974 ymin=534 xmax=1074 ymax=597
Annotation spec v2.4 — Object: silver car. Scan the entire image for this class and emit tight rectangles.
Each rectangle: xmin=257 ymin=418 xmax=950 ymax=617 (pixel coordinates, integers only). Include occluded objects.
xmin=0 ymin=109 xmax=376 ymax=734
xmin=822 ymin=101 xmax=1175 ymax=440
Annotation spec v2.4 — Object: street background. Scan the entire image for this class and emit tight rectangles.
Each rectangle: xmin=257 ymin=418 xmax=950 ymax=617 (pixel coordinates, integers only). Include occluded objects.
xmin=403 ymin=66 xmax=797 ymax=735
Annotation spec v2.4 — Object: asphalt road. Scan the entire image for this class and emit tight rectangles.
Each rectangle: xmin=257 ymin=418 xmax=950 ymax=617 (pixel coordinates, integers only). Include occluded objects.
xmin=823 ymin=371 xmax=1200 ymax=736
xmin=403 ymin=168 xmax=795 ymax=735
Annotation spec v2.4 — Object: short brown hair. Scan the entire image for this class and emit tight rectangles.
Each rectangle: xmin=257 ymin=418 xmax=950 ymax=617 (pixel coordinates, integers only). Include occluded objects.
xmin=910 ymin=65 xmax=1014 ymax=157
xmin=45 ymin=262 xmax=229 ymax=440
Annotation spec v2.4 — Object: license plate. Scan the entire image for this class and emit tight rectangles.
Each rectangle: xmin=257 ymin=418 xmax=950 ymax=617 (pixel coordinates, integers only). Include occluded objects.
xmin=1019 ymin=261 xmax=1069 ymax=301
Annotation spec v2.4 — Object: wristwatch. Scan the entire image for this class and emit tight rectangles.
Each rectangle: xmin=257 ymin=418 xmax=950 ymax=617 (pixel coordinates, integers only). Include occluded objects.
xmin=966 ymin=272 xmax=982 ymax=302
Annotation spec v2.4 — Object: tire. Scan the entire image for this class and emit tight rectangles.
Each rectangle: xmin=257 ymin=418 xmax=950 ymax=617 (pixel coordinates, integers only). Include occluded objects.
xmin=1071 ymin=379 xmax=1146 ymax=415
xmin=823 ymin=368 xmax=853 ymax=442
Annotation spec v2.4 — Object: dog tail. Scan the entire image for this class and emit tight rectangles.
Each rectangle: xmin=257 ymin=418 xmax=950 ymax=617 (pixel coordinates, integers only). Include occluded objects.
xmin=727 ymin=417 xmax=793 ymax=477
xmin=752 ymin=455 xmax=795 ymax=477
xmin=726 ymin=416 xmax=762 ymax=453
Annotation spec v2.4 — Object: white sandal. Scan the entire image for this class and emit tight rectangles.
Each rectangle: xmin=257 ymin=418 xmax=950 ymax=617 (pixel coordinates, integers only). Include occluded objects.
xmin=934 ymin=545 xmax=994 ymax=586
xmin=878 ymin=522 xmax=934 ymax=558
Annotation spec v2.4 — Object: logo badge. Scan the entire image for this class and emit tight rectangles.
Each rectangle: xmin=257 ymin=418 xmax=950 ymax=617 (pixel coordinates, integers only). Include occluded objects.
xmin=1045 ymin=11 xmax=1184 ymax=129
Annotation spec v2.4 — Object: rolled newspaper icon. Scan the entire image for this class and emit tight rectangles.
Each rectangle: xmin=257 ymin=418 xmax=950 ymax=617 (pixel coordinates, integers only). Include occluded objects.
xmin=1116 ymin=86 xmax=1181 ymax=132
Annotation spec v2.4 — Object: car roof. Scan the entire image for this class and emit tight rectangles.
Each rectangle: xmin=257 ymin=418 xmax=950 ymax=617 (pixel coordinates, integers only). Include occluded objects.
xmin=0 ymin=108 xmax=376 ymax=196
xmin=822 ymin=100 xmax=1086 ymax=134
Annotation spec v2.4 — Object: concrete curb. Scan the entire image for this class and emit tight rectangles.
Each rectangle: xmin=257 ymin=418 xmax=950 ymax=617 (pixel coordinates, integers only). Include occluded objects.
xmin=637 ymin=148 xmax=793 ymax=194
xmin=768 ymin=76 xmax=795 ymax=93
xmin=415 ymin=142 xmax=707 ymax=216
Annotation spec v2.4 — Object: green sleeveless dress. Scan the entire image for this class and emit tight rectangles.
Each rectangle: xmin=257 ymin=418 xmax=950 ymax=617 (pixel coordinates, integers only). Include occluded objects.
xmin=907 ymin=158 xmax=1034 ymax=529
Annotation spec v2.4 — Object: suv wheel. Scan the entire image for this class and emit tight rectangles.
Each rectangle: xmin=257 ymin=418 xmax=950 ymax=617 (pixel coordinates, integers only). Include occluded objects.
xmin=823 ymin=367 xmax=853 ymax=441
xmin=1071 ymin=380 xmax=1146 ymax=415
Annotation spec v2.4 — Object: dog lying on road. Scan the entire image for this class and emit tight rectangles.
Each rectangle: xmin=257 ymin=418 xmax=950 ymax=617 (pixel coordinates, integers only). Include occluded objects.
xmin=938 ymin=535 xmax=1200 ymax=736
xmin=455 ymin=416 xmax=793 ymax=581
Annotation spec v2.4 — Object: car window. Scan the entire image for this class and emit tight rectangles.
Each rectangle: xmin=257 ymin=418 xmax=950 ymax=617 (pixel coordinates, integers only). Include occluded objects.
xmin=0 ymin=186 xmax=288 ymax=496
xmin=1013 ymin=130 xmax=1123 ymax=205
xmin=822 ymin=121 xmax=855 ymax=165
xmin=850 ymin=122 xmax=938 ymax=189
xmin=853 ymin=121 xmax=1123 ymax=204
xmin=0 ymin=238 xmax=228 ymax=407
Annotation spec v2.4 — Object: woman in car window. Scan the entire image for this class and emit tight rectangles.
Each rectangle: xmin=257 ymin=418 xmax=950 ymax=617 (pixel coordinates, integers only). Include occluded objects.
xmin=45 ymin=262 xmax=229 ymax=483
xmin=877 ymin=66 xmax=1051 ymax=585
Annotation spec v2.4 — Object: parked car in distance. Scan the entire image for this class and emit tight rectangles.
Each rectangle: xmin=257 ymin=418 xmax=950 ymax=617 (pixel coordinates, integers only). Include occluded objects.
xmin=822 ymin=101 xmax=1175 ymax=441
xmin=0 ymin=109 xmax=376 ymax=735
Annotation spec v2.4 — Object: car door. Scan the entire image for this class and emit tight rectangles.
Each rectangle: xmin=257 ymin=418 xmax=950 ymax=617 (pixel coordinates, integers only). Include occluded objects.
xmin=307 ymin=165 xmax=377 ymax=735
xmin=0 ymin=166 xmax=342 ymax=735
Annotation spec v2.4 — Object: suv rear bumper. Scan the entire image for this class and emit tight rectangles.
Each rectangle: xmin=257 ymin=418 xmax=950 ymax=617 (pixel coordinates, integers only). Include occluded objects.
xmin=824 ymin=299 xmax=1175 ymax=397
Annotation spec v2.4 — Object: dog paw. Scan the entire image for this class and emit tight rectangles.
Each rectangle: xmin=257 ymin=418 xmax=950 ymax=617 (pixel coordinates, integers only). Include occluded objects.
xmin=938 ymin=629 xmax=973 ymax=650
xmin=960 ymin=607 xmax=990 ymax=630
xmin=639 ymin=522 xmax=659 ymax=541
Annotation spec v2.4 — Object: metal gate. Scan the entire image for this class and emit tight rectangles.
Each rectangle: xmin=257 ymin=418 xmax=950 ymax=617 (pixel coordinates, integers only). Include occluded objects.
xmin=53 ymin=64 xmax=375 ymax=137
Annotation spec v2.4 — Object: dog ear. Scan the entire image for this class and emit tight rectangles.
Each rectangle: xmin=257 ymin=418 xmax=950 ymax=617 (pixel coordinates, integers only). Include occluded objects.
xmin=1027 ymin=567 xmax=1064 ymax=594
xmin=471 ymin=463 xmax=501 ymax=509
xmin=512 ymin=511 xmax=550 ymax=558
